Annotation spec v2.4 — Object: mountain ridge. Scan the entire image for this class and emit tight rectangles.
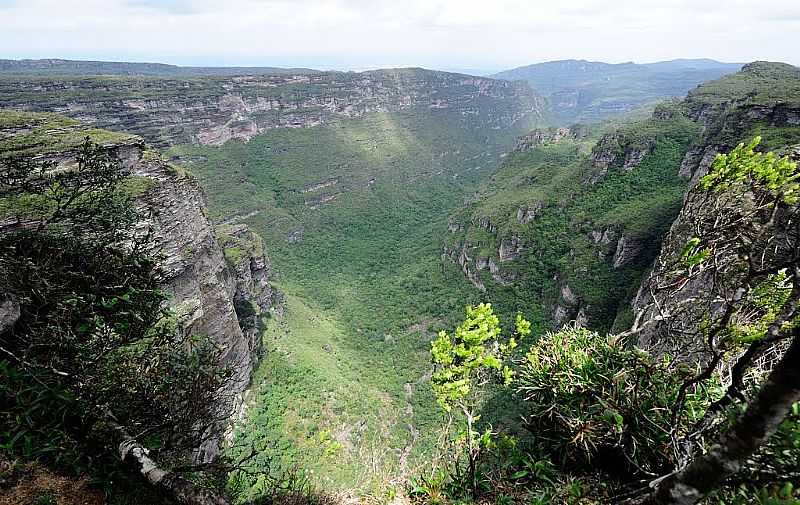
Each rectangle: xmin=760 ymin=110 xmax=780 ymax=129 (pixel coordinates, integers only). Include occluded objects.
xmin=493 ymin=58 xmax=745 ymax=123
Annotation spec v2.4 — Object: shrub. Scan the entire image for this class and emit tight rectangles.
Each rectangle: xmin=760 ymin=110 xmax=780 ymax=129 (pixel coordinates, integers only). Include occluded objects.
xmin=517 ymin=325 xmax=714 ymax=478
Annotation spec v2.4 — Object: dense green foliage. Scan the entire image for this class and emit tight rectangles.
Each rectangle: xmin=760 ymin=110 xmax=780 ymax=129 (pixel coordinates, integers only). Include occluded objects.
xmin=172 ymin=107 xmax=536 ymax=495
xmin=446 ymin=107 xmax=701 ymax=331
xmin=518 ymin=326 xmax=712 ymax=476
xmin=699 ymin=135 xmax=799 ymax=203
xmin=414 ymin=137 xmax=800 ymax=504
xmin=429 ymin=304 xmax=530 ymax=496
xmin=431 ymin=304 xmax=529 ymax=411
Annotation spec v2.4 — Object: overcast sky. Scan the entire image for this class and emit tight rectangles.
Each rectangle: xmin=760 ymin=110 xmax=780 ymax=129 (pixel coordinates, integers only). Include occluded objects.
xmin=2 ymin=0 xmax=798 ymax=72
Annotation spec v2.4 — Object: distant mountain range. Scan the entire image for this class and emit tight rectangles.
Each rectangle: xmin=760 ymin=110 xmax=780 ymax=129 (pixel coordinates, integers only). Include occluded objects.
xmin=493 ymin=58 xmax=743 ymax=123
xmin=0 ymin=58 xmax=319 ymax=76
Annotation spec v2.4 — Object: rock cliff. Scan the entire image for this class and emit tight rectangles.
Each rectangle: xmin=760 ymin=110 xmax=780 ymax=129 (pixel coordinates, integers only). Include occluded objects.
xmin=628 ymin=62 xmax=800 ymax=357
xmin=443 ymin=99 xmax=701 ymax=330
xmin=0 ymin=111 xmax=274 ymax=460
xmin=0 ymin=68 xmax=547 ymax=148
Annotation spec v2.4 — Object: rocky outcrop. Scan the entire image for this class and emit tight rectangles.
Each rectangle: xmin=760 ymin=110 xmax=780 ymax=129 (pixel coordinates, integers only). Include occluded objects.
xmin=589 ymin=228 xmax=619 ymax=260
xmin=552 ymin=282 xmax=584 ymax=326
xmin=589 ymin=132 xmax=622 ymax=170
xmin=498 ymin=236 xmax=524 ymax=262
xmin=0 ymin=69 xmax=547 ymax=148
xmin=443 ymin=245 xmax=486 ymax=292
xmin=514 ymin=124 xmax=589 ymax=152
xmin=612 ymin=234 xmax=644 ymax=269
xmin=487 ymin=257 xmax=512 ymax=285
xmin=215 ymin=224 xmax=274 ymax=363
xmin=588 ymin=131 xmax=655 ymax=181
xmin=129 ymin=152 xmax=272 ymax=461
xmin=517 ymin=202 xmax=543 ymax=224
xmin=473 ymin=215 xmax=497 ymax=234
xmin=0 ymin=114 xmax=274 ymax=461
xmin=628 ymin=62 xmax=800 ymax=358
xmin=677 ymin=62 xmax=800 ymax=183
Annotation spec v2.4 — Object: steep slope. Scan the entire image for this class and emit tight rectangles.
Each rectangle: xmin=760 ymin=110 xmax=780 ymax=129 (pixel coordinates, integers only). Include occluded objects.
xmin=449 ymin=62 xmax=800 ymax=337
xmin=0 ymin=110 xmax=275 ymax=460
xmin=493 ymin=58 xmax=742 ymax=124
xmin=444 ymin=104 xmax=702 ymax=332
xmin=0 ymin=68 xmax=546 ymax=147
xmin=0 ymin=66 xmax=549 ymax=491
xmin=167 ymin=83 xmax=548 ymax=492
xmin=629 ymin=62 xmax=800 ymax=356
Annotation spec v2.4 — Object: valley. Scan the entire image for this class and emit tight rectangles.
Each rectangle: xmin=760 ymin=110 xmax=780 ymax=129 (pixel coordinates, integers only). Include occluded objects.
xmin=167 ymin=108 xmax=544 ymax=493
xmin=2 ymin=55 xmax=800 ymax=505
xmin=0 ymin=66 xmax=549 ymax=493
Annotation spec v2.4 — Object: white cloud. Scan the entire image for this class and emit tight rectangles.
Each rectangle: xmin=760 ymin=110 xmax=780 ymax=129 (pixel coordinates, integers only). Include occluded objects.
xmin=1 ymin=0 xmax=798 ymax=71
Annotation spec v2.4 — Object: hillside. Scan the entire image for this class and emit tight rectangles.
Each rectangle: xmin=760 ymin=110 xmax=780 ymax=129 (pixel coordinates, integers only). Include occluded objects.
xmin=446 ymin=61 xmax=800 ymax=336
xmin=0 ymin=110 xmax=276 ymax=501
xmin=493 ymin=58 xmax=743 ymax=123
xmin=3 ymin=57 xmax=800 ymax=504
xmin=165 ymin=79 xmax=549 ymax=492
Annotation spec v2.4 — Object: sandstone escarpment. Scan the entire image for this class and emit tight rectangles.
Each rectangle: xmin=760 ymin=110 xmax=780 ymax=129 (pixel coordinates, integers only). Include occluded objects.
xmin=0 ymin=69 xmax=547 ymax=148
xmin=127 ymin=149 xmax=273 ymax=461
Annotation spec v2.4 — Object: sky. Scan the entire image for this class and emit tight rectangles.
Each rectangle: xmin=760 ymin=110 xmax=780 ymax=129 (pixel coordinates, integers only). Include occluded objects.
xmin=1 ymin=0 xmax=799 ymax=73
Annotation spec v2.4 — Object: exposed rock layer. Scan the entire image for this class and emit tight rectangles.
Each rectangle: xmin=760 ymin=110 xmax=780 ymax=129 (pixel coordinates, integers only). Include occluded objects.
xmin=0 ymin=69 xmax=547 ymax=147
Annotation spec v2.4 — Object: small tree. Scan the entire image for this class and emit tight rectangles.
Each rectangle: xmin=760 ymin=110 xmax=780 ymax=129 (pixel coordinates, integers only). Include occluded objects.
xmin=430 ymin=303 xmax=531 ymax=495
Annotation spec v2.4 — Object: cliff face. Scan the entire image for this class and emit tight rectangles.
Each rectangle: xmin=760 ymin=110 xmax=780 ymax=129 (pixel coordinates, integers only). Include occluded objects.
xmin=119 ymin=145 xmax=275 ymax=461
xmin=629 ymin=62 xmax=800 ymax=357
xmin=0 ymin=69 xmax=548 ymax=148
xmin=444 ymin=63 xmax=800 ymax=333
xmin=0 ymin=112 xmax=273 ymax=460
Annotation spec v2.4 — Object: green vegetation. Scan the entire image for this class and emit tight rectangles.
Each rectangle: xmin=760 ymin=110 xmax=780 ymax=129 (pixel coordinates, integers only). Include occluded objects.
xmin=519 ymin=326 xmax=713 ymax=475
xmin=447 ymin=108 xmax=702 ymax=331
xmin=699 ymin=135 xmax=799 ymax=203
xmin=169 ymin=107 xmax=535 ymax=496
xmin=217 ymin=225 xmax=265 ymax=266
xmin=0 ymin=110 xmax=138 ymax=157
xmin=416 ymin=137 xmax=800 ymax=501
xmin=429 ymin=304 xmax=530 ymax=495
xmin=3 ymin=61 xmax=800 ymax=505
xmin=686 ymin=61 xmax=800 ymax=106
xmin=0 ymin=140 xmax=228 ymax=503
